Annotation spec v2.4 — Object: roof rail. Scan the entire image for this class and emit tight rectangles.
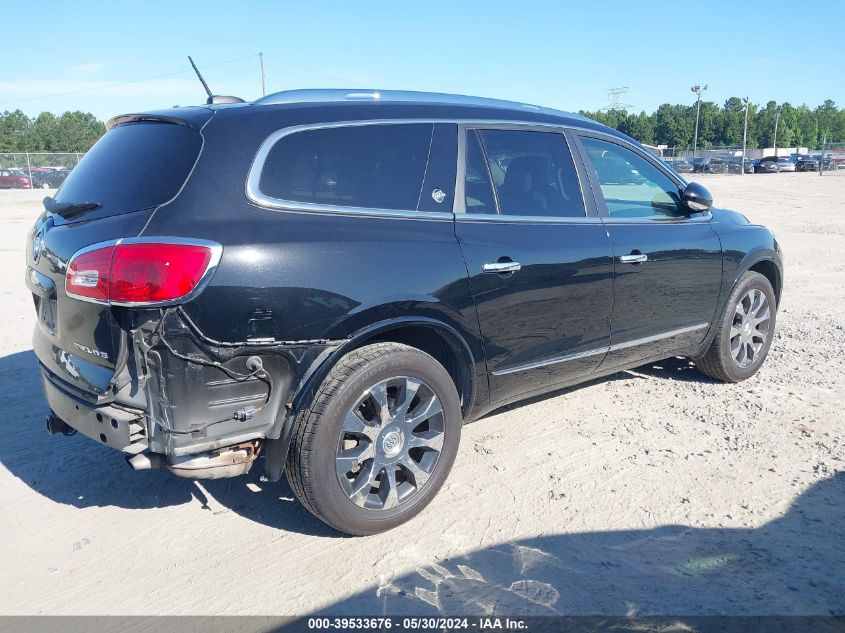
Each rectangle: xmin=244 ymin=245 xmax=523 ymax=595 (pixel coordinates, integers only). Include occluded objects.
xmin=253 ymin=89 xmax=583 ymax=119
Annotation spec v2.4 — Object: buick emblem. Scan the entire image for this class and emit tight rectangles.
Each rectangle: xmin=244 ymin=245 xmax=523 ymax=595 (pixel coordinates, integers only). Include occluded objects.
xmin=31 ymin=229 xmax=43 ymax=264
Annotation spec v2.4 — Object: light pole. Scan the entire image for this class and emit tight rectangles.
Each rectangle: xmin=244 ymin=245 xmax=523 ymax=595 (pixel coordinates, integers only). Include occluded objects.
xmin=773 ymin=112 xmax=780 ymax=158
xmin=691 ymin=84 xmax=708 ymax=158
xmin=741 ymin=97 xmax=750 ymax=175
xmin=259 ymin=52 xmax=266 ymax=97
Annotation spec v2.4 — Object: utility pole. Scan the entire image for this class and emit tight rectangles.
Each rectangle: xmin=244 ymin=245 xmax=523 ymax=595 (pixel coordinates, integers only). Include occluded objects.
xmin=259 ymin=52 xmax=266 ymax=96
xmin=741 ymin=97 xmax=750 ymax=176
xmin=691 ymin=84 xmax=708 ymax=158
xmin=773 ymin=112 xmax=780 ymax=158
xmin=820 ymin=133 xmax=826 ymax=177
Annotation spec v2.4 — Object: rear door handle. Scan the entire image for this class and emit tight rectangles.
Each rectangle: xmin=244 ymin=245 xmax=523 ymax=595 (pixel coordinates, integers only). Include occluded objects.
xmin=619 ymin=253 xmax=648 ymax=264
xmin=483 ymin=261 xmax=522 ymax=274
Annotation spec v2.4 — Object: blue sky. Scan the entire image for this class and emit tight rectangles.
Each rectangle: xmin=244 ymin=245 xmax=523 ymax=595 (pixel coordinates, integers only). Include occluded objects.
xmin=2 ymin=1 xmax=843 ymax=121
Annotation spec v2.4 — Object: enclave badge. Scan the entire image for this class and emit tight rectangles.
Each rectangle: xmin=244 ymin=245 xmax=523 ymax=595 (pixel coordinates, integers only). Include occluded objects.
xmin=431 ymin=188 xmax=447 ymax=204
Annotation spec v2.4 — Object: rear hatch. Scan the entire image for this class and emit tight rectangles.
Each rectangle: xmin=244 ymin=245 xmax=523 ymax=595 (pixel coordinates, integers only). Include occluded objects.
xmin=26 ymin=111 xmax=210 ymax=401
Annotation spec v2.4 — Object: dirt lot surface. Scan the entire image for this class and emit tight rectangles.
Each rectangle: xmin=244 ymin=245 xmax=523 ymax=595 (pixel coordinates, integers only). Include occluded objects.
xmin=0 ymin=174 xmax=843 ymax=617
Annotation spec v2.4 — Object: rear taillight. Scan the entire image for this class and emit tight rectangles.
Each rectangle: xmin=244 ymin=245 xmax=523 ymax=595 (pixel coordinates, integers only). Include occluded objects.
xmin=66 ymin=239 xmax=221 ymax=306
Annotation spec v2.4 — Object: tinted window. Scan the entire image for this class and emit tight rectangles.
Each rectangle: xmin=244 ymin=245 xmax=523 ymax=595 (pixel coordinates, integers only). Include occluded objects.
xmin=55 ymin=122 xmax=201 ymax=215
xmin=260 ymin=124 xmax=433 ymax=211
xmin=464 ymin=131 xmax=497 ymax=214
xmin=580 ymin=136 xmax=684 ymax=219
xmin=477 ymin=129 xmax=584 ymax=217
xmin=418 ymin=124 xmax=457 ymax=212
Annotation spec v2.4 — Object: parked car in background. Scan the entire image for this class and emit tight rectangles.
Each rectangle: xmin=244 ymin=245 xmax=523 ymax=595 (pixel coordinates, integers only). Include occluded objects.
xmin=668 ymin=159 xmax=694 ymax=173
xmin=0 ymin=169 xmax=32 ymax=188
xmin=726 ymin=157 xmax=754 ymax=174
xmin=29 ymin=168 xmax=57 ymax=188
xmin=821 ymin=156 xmax=840 ymax=171
xmin=754 ymin=157 xmax=780 ymax=173
xmin=40 ymin=169 xmax=72 ymax=189
xmin=25 ymin=88 xmax=784 ymax=535
xmin=777 ymin=157 xmax=796 ymax=172
xmin=707 ymin=158 xmax=729 ymax=174
xmin=794 ymin=155 xmax=819 ymax=172
xmin=692 ymin=157 xmax=711 ymax=173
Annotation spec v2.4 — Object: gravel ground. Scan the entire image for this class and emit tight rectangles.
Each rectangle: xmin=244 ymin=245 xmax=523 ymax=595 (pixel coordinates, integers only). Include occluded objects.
xmin=0 ymin=173 xmax=842 ymax=617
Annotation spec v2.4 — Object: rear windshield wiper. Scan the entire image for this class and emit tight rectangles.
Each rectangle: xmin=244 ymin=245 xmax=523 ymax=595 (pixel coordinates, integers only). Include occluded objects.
xmin=43 ymin=196 xmax=102 ymax=220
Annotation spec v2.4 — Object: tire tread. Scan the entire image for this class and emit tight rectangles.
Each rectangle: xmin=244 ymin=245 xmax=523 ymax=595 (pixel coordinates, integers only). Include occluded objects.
xmin=695 ymin=271 xmax=774 ymax=382
xmin=285 ymin=342 xmax=439 ymax=531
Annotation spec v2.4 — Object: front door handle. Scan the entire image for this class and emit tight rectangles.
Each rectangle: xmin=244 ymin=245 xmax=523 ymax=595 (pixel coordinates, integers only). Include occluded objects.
xmin=619 ymin=253 xmax=648 ymax=264
xmin=483 ymin=261 xmax=522 ymax=274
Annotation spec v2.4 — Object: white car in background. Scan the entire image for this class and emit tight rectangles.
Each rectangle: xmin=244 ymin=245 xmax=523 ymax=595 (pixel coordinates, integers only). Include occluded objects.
xmin=777 ymin=157 xmax=796 ymax=172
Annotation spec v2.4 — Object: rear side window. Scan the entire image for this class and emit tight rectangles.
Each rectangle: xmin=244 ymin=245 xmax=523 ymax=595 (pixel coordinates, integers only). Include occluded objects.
xmin=55 ymin=122 xmax=201 ymax=213
xmin=475 ymin=129 xmax=585 ymax=218
xmin=259 ymin=124 xmax=433 ymax=211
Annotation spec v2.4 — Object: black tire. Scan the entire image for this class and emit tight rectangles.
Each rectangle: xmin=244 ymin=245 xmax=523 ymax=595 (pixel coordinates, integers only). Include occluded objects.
xmin=694 ymin=271 xmax=777 ymax=382
xmin=285 ymin=342 xmax=462 ymax=535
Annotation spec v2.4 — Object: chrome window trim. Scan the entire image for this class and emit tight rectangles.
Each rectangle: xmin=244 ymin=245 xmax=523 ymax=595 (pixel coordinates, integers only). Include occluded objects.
xmin=246 ymin=118 xmax=635 ymax=221
xmin=455 ymin=214 xmax=604 ymax=225
xmin=490 ymin=322 xmax=708 ymax=376
xmin=246 ymin=119 xmax=454 ymax=221
xmin=65 ymin=236 xmax=223 ymax=307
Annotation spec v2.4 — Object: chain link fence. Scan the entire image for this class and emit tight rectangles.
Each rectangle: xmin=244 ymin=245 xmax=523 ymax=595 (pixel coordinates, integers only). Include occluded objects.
xmin=0 ymin=152 xmax=85 ymax=189
xmin=817 ymin=142 xmax=845 ymax=177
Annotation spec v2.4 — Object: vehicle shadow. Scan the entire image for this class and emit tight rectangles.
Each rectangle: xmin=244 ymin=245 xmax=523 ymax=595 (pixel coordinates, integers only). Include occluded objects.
xmin=297 ymin=472 xmax=844 ymax=619
xmin=0 ymin=349 xmax=724 ymax=539
xmin=481 ymin=356 xmax=714 ymax=421
xmin=0 ymin=349 xmax=337 ymax=537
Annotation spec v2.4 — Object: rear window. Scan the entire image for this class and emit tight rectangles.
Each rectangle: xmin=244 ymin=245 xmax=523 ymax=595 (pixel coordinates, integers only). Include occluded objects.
xmin=55 ymin=122 xmax=201 ymax=214
xmin=259 ymin=124 xmax=433 ymax=211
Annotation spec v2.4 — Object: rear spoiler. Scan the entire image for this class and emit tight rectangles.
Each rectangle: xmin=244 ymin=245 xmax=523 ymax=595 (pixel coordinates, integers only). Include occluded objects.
xmin=107 ymin=107 xmax=214 ymax=131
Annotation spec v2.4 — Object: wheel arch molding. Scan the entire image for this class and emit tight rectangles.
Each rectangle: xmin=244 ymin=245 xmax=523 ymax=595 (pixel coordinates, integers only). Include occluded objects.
xmin=734 ymin=249 xmax=783 ymax=307
xmin=262 ymin=316 xmax=478 ymax=483
xmin=294 ymin=316 xmax=477 ymax=417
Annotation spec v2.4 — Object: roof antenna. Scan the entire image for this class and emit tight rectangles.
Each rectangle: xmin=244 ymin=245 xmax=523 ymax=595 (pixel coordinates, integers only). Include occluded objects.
xmin=185 ymin=56 xmax=244 ymax=105
xmin=188 ymin=56 xmax=214 ymax=101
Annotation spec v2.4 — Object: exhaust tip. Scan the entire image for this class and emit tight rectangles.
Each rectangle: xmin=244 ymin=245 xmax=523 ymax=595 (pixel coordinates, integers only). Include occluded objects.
xmin=126 ymin=452 xmax=165 ymax=471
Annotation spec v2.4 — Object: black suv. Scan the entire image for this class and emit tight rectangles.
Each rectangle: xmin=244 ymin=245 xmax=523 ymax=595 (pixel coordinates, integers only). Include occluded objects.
xmin=26 ymin=90 xmax=783 ymax=535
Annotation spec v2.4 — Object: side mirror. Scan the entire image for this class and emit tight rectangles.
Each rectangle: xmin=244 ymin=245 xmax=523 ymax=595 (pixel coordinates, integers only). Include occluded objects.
xmin=682 ymin=182 xmax=713 ymax=214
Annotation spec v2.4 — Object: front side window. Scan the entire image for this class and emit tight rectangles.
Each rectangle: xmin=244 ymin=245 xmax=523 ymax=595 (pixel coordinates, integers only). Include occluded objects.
xmin=475 ymin=129 xmax=585 ymax=218
xmin=579 ymin=136 xmax=684 ymax=219
xmin=259 ymin=123 xmax=433 ymax=211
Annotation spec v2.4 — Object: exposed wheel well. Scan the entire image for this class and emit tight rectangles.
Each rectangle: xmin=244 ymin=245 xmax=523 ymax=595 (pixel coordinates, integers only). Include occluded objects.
xmin=748 ymin=260 xmax=782 ymax=306
xmin=366 ymin=325 xmax=473 ymax=416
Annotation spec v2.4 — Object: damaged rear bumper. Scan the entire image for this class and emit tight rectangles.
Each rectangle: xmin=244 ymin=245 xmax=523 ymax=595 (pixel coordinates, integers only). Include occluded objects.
xmin=38 ymin=307 xmax=345 ymax=480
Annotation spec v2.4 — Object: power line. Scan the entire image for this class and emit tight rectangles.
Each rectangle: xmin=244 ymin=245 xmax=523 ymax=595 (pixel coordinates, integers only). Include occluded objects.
xmin=0 ymin=54 xmax=261 ymax=107
xmin=1 ymin=52 xmax=364 ymax=111
xmin=261 ymin=53 xmax=360 ymax=87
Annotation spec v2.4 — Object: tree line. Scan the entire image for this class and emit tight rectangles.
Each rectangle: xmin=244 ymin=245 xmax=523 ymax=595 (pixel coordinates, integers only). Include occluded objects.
xmin=2 ymin=98 xmax=844 ymax=154
xmin=0 ymin=110 xmax=105 ymax=153
xmin=579 ymin=99 xmax=844 ymax=150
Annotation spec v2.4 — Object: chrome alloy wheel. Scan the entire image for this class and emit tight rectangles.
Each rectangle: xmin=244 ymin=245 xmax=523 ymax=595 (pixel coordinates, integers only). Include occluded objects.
xmin=336 ymin=376 xmax=445 ymax=510
xmin=730 ymin=288 xmax=771 ymax=368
